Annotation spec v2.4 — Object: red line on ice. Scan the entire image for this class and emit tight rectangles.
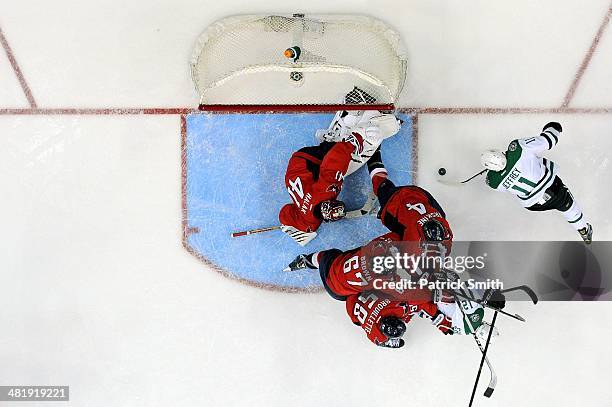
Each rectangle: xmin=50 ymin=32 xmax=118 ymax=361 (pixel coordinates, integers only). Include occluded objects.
xmin=0 ymin=106 xmax=611 ymax=116
xmin=562 ymin=1 xmax=612 ymax=107
xmin=0 ymin=26 xmax=37 ymax=108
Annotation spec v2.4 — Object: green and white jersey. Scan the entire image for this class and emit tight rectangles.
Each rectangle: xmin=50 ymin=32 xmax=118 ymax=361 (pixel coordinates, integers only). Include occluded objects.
xmin=486 ymin=125 xmax=561 ymax=207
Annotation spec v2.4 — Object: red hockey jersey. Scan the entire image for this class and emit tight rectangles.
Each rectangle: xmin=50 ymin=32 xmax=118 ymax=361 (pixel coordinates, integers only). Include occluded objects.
xmin=279 ymin=142 xmax=355 ymax=232
xmin=322 ymin=233 xmax=402 ymax=298
xmin=346 ymin=292 xmax=440 ymax=346
xmin=379 ymin=186 xmax=453 ymax=246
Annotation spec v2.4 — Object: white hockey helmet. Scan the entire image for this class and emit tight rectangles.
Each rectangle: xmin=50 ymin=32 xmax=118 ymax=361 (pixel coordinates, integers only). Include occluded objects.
xmin=480 ymin=150 xmax=507 ymax=171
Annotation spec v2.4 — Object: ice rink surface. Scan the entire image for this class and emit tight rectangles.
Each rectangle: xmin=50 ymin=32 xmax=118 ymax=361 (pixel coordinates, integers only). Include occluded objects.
xmin=1 ymin=0 xmax=611 ymax=406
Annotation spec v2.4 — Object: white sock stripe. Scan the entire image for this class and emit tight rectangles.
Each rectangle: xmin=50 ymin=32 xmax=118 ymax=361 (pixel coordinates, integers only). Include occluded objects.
xmin=370 ymin=168 xmax=388 ymax=178
xmin=312 ymin=252 xmax=321 ymax=268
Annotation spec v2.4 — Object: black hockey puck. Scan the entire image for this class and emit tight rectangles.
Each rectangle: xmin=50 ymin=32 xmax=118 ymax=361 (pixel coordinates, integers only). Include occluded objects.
xmin=438 ymin=167 xmax=446 ymax=176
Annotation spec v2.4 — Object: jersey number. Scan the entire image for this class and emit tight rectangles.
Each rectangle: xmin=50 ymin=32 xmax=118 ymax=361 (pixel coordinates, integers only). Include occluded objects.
xmin=405 ymin=202 xmax=426 ymax=215
xmin=510 ymin=176 xmax=537 ymax=196
xmin=287 ymin=177 xmax=304 ymax=205
xmin=353 ymin=293 xmax=380 ymax=324
xmin=343 ymin=255 xmax=367 ymax=287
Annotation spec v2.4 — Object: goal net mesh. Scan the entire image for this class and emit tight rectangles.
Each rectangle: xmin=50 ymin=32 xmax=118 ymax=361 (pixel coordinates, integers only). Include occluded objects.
xmin=190 ymin=14 xmax=407 ymax=109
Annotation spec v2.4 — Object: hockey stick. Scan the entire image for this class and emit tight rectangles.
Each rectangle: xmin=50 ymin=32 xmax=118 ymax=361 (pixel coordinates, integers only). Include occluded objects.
xmin=230 ymin=193 xmax=378 ymax=237
xmin=231 ymin=225 xmax=281 ymax=238
xmin=345 ymin=192 xmax=378 ymax=219
xmin=437 ymin=169 xmax=487 ymax=186
xmin=474 ymin=334 xmax=497 ymax=398
xmin=500 ymin=285 xmax=539 ymax=304
xmin=440 ymin=272 xmax=535 ymax=322
xmin=449 ymin=285 xmax=497 ymax=399
xmin=469 ymin=310 xmax=499 ymax=407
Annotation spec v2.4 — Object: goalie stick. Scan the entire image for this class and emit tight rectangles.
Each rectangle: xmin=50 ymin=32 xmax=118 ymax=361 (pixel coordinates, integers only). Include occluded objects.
xmin=437 ymin=169 xmax=487 ymax=186
xmin=230 ymin=193 xmax=378 ymax=237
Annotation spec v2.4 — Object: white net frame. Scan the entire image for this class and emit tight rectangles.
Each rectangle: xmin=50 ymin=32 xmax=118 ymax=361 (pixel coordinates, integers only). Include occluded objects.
xmin=190 ymin=14 xmax=407 ymax=111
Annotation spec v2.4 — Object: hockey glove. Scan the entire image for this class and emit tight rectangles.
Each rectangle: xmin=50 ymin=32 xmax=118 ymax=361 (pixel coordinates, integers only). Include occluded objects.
xmin=485 ymin=290 xmax=506 ymax=310
xmin=543 ymin=121 xmax=562 ymax=133
xmin=431 ymin=311 xmax=454 ymax=335
xmin=378 ymin=337 xmax=405 ymax=349
xmin=343 ymin=132 xmax=364 ymax=155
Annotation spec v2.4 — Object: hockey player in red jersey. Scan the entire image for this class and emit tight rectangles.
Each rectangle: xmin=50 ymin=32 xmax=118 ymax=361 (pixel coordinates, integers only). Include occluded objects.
xmin=346 ymin=287 xmax=505 ymax=348
xmin=366 ymin=149 xmax=453 ymax=253
xmin=284 ymin=233 xmax=434 ymax=302
xmin=279 ymin=100 xmax=402 ymax=246
xmin=285 ymin=232 xmax=417 ymax=300
xmin=346 ymin=291 xmax=454 ymax=348
xmin=278 ymin=134 xmax=364 ymax=246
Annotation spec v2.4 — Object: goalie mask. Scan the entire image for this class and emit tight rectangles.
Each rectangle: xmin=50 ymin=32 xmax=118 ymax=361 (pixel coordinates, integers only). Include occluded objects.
xmin=379 ymin=316 xmax=406 ymax=339
xmin=318 ymin=200 xmax=346 ymax=222
xmin=480 ymin=149 xmax=507 ymax=171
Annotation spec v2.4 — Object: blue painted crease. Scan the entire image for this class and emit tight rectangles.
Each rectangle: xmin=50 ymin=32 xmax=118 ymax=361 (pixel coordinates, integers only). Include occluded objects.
xmin=185 ymin=113 xmax=413 ymax=289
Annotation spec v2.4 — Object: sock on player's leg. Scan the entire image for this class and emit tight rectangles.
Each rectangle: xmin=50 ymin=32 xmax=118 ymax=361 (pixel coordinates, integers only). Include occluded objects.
xmin=310 ymin=252 xmax=321 ymax=268
xmin=561 ymin=201 xmax=588 ymax=231
xmin=371 ymin=172 xmax=388 ymax=194
xmin=366 ymin=149 xmax=388 ymax=194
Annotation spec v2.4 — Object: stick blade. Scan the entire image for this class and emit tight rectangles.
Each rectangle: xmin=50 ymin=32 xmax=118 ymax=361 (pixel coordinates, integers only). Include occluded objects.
xmin=484 ymin=387 xmax=494 ymax=398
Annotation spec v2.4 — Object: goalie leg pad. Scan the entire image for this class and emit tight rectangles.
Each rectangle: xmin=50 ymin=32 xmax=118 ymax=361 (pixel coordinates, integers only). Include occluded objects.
xmin=366 ymin=114 xmax=400 ymax=141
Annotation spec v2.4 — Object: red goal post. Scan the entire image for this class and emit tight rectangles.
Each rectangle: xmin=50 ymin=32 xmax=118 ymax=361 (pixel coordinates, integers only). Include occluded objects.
xmin=190 ymin=14 xmax=407 ymax=112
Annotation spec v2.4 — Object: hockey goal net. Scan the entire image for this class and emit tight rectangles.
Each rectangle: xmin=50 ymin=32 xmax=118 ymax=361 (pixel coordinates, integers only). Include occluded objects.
xmin=190 ymin=14 xmax=407 ymax=111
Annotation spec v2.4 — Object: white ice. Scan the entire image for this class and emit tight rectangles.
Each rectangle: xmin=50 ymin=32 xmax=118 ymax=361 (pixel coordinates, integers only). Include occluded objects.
xmin=0 ymin=0 xmax=611 ymax=406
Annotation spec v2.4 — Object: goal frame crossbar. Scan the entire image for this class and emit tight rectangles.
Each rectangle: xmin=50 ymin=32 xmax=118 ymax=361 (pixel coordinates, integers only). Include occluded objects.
xmin=197 ymin=103 xmax=395 ymax=113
